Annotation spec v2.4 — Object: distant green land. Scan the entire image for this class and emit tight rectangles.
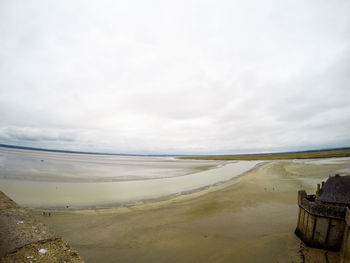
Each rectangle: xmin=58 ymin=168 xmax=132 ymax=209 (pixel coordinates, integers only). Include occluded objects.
xmin=179 ymin=147 xmax=350 ymax=160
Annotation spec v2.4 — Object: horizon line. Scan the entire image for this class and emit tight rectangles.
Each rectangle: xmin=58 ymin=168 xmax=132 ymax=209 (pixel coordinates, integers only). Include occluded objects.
xmin=0 ymin=143 xmax=350 ymax=157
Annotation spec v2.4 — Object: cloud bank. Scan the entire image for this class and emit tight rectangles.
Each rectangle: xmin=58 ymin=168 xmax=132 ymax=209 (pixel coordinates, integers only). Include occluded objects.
xmin=0 ymin=0 xmax=349 ymax=154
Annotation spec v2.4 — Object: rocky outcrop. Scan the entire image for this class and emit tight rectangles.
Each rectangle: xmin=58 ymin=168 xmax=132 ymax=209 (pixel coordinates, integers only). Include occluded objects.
xmin=0 ymin=191 xmax=84 ymax=262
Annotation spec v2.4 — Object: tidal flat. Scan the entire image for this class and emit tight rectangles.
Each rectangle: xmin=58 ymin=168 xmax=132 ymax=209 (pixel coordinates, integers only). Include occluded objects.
xmin=34 ymin=158 xmax=350 ymax=263
xmin=31 ymin=158 xmax=350 ymax=263
xmin=0 ymin=147 xmax=259 ymax=208
xmin=1 ymin=147 xmax=350 ymax=262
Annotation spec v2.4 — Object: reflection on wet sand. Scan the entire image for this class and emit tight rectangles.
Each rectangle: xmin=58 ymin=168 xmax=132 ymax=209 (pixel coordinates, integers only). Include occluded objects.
xmin=0 ymin=147 xmax=260 ymax=208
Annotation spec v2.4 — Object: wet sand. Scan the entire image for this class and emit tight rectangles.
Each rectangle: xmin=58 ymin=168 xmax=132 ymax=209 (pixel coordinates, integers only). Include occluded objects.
xmin=32 ymin=159 xmax=350 ymax=263
xmin=0 ymin=147 xmax=224 ymax=182
xmin=0 ymin=146 xmax=261 ymax=208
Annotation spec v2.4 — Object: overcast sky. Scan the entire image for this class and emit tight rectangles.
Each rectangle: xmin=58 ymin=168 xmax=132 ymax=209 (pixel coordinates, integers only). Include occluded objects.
xmin=0 ymin=0 xmax=349 ymax=154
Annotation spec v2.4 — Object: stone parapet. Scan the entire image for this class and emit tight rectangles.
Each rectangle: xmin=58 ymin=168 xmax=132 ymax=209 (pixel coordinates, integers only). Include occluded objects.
xmin=298 ymin=190 xmax=346 ymax=220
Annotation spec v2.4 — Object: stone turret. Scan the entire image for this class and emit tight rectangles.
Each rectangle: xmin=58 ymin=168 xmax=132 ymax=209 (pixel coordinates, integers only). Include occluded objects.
xmin=295 ymin=175 xmax=350 ymax=253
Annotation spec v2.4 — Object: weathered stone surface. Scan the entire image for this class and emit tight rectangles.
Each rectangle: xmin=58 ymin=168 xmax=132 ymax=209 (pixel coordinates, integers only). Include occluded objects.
xmin=0 ymin=208 xmax=56 ymax=257
xmin=0 ymin=191 xmax=84 ymax=262
xmin=0 ymin=238 xmax=84 ymax=263
xmin=328 ymin=220 xmax=346 ymax=249
xmin=314 ymin=217 xmax=329 ymax=244
xmin=296 ymin=189 xmax=346 ymax=250
xmin=341 ymin=208 xmax=350 ymax=263
xmin=301 ymin=197 xmax=346 ymax=220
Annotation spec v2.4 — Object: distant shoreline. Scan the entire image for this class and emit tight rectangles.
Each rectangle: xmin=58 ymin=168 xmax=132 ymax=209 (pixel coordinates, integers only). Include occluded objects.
xmin=0 ymin=144 xmax=177 ymax=157
xmin=179 ymin=148 xmax=350 ymax=161
xmin=0 ymin=143 xmax=349 ymax=159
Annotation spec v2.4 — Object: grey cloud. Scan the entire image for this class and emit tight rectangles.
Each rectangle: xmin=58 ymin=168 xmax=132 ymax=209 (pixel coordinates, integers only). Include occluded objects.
xmin=0 ymin=127 xmax=76 ymax=143
xmin=0 ymin=0 xmax=349 ymax=154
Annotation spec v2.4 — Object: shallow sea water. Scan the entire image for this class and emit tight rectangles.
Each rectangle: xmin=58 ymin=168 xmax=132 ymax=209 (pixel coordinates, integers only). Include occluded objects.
xmin=0 ymin=147 xmax=261 ymax=208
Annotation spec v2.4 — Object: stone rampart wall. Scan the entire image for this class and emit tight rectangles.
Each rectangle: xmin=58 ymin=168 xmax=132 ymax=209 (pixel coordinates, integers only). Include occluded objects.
xmin=341 ymin=208 xmax=350 ymax=263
